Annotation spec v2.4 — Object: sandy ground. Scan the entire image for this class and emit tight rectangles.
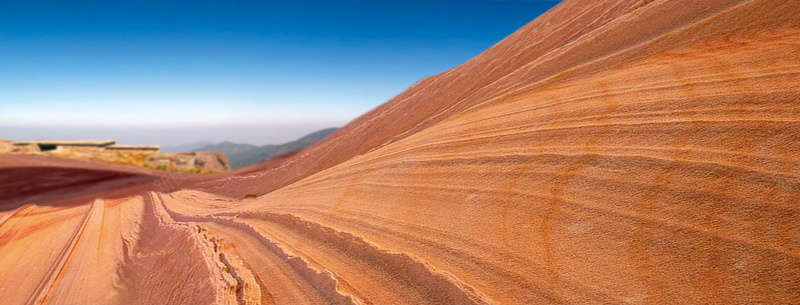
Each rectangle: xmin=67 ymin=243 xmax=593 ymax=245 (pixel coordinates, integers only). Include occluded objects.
xmin=1 ymin=0 xmax=799 ymax=304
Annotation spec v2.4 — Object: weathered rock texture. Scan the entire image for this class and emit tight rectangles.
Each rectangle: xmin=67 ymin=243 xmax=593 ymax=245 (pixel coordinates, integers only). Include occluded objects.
xmin=144 ymin=152 xmax=231 ymax=172
xmin=1 ymin=0 xmax=799 ymax=304
xmin=174 ymin=152 xmax=231 ymax=172
xmin=0 ymin=140 xmax=12 ymax=154
xmin=1 ymin=139 xmax=230 ymax=173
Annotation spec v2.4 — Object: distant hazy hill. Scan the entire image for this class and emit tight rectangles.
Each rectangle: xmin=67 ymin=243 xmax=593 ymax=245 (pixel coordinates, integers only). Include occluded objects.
xmin=194 ymin=141 xmax=259 ymax=158
xmin=196 ymin=127 xmax=337 ymax=169
xmin=161 ymin=141 xmax=214 ymax=153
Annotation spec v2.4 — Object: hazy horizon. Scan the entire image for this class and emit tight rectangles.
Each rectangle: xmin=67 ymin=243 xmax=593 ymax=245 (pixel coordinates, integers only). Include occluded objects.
xmin=0 ymin=123 xmax=339 ymax=147
xmin=0 ymin=0 xmax=559 ymax=146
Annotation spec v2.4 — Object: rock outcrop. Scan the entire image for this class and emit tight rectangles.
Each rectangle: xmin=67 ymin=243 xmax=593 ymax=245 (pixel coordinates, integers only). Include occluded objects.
xmin=174 ymin=152 xmax=231 ymax=172
xmin=145 ymin=152 xmax=232 ymax=172
xmin=0 ymin=140 xmax=13 ymax=154
xmin=0 ymin=139 xmax=230 ymax=173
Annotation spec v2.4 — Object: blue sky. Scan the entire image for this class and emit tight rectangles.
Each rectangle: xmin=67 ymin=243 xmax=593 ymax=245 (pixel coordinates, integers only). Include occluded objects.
xmin=0 ymin=0 xmax=558 ymax=145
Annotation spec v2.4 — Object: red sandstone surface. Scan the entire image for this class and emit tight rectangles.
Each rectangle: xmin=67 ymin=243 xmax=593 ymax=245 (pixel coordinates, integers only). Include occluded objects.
xmin=1 ymin=0 xmax=799 ymax=304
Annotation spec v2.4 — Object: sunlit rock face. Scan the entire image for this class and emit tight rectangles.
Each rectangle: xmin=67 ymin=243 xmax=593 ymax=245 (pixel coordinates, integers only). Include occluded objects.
xmin=1 ymin=0 xmax=799 ymax=304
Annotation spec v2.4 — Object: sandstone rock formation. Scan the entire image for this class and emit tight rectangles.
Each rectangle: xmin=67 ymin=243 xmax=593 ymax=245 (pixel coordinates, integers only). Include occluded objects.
xmin=0 ymin=140 xmax=12 ymax=154
xmin=174 ymin=152 xmax=231 ymax=172
xmin=7 ymin=142 xmax=41 ymax=154
xmin=0 ymin=139 xmax=230 ymax=173
xmin=1 ymin=0 xmax=799 ymax=304
xmin=144 ymin=152 xmax=231 ymax=172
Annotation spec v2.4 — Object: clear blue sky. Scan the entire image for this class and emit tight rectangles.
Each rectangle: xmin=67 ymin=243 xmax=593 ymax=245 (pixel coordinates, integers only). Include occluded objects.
xmin=0 ymin=0 xmax=558 ymax=146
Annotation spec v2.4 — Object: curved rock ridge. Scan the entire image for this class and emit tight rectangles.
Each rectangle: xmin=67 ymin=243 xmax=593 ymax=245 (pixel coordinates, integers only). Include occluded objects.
xmin=1 ymin=0 xmax=799 ymax=304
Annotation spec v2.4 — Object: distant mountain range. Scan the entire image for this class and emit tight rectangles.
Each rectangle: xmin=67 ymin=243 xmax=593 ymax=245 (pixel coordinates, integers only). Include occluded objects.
xmin=194 ymin=127 xmax=337 ymax=169
xmin=161 ymin=141 xmax=214 ymax=154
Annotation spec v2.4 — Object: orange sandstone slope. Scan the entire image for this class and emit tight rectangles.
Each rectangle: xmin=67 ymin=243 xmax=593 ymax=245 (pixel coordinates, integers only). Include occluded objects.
xmin=201 ymin=0 xmax=800 ymax=201
xmin=2 ymin=0 xmax=800 ymax=304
